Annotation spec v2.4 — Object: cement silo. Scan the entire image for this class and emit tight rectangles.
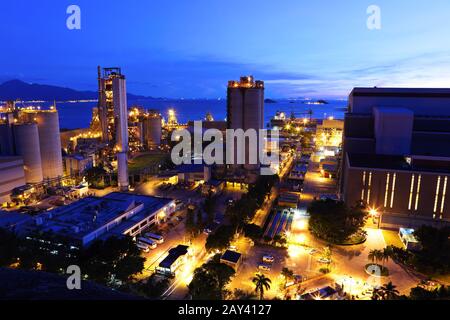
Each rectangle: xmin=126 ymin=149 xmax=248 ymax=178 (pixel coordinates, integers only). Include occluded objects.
xmin=143 ymin=112 xmax=162 ymax=148
xmin=13 ymin=123 xmax=43 ymax=183
xmin=28 ymin=110 xmax=63 ymax=179
xmin=226 ymin=76 xmax=264 ymax=171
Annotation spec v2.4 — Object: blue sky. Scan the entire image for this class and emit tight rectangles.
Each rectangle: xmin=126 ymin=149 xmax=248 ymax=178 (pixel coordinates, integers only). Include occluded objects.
xmin=1 ymin=0 xmax=450 ymax=98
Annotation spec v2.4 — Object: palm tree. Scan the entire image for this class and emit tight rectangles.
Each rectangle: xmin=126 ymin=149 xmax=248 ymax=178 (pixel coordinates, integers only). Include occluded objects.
xmin=381 ymin=247 xmax=392 ymax=267
xmin=368 ymin=249 xmax=382 ymax=265
xmin=252 ymin=273 xmax=272 ymax=300
xmin=379 ymin=282 xmax=400 ymax=300
xmin=281 ymin=267 xmax=294 ymax=287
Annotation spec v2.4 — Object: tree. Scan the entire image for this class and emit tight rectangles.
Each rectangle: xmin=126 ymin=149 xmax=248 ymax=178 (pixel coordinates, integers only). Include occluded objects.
xmin=196 ymin=209 xmax=204 ymax=230
xmin=203 ymin=194 xmax=216 ymax=225
xmin=205 ymin=225 xmax=235 ymax=252
xmin=272 ymin=233 xmax=287 ymax=247
xmin=378 ymin=282 xmax=400 ymax=300
xmin=0 ymin=228 xmax=20 ymax=267
xmin=233 ymin=289 xmax=257 ymax=300
xmin=84 ymin=165 xmax=107 ymax=187
xmin=243 ymin=223 xmax=263 ymax=243
xmin=413 ymin=226 xmax=450 ymax=274
xmin=281 ymin=267 xmax=294 ymax=287
xmin=80 ymin=236 xmax=145 ymax=284
xmin=188 ymin=255 xmax=235 ymax=300
xmin=308 ymin=199 xmax=367 ymax=244
xmin=252 ymin=273 xmax=272 ymax=300
xmin=368 ymin=249 xmax=383 ymax=265
xmin=138 ymin=274 xmax=170 ymax=299
xmin=185 ymin=205 xmax=197 ymax=235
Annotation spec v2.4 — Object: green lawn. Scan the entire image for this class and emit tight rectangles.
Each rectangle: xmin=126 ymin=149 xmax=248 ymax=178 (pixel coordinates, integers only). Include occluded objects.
xmin=128 ymin=153 xmax=169 ymax=173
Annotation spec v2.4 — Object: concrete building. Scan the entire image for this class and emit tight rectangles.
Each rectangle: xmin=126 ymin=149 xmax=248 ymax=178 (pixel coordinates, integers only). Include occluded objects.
xmin=97 ymin=67 xmax=129 ymax=191
xmin=64 ymin=154 xmax=94 ymax=176
xmin=341 ymin=88 xmax=450 ymax=229
xmin=227 ymin=76 xmax=264 ymax=172
xmin=0 ymin=157 xmax=26 ymax=205
xmin=18 ymin=192 xmax=175 ymax=247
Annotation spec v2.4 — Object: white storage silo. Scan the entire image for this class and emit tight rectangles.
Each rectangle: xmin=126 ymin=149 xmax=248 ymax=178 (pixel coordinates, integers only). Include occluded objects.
xmin=13 ymin=123 xmax=43 ymax=184
xmin=29 ymin=110 xmax=63 ymax=179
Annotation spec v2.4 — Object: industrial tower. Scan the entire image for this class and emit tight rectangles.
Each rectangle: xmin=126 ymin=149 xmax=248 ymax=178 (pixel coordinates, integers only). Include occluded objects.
xmin=97 ymin=66 xmax=129 ymax=191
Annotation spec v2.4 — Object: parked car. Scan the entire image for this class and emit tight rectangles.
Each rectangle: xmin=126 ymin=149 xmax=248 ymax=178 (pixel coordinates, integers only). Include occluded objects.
xmin=317 ymin=257 xmax=332 ymax=264
xmin=262 ymin=254 xmax=275 ymax=263
xmin=258 ymin=263 xmax=271 ymax=272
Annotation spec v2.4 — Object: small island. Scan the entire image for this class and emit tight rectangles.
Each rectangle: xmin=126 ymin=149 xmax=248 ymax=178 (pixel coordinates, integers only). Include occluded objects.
xmin=264 ymin=98 xmax=277 ymax=103
xmin=303 ymin=99 xmax=329 ymax=105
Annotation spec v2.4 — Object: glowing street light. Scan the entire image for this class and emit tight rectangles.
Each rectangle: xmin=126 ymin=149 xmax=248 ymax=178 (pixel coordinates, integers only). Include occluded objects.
xmin=369 ymin=208 xmax=378 ymax=217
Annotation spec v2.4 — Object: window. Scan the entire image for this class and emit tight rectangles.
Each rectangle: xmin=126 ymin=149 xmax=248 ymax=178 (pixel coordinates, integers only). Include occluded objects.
xmin=384 ymin=173 xmax=390 ymax=208
xmin=408 ymin=174 xmax=415 ymax=210
xmin=433 ymin=176 xmax=442 ymax=215
xmin=361 ymin=171 xmax=367 ymax=201
xmin=414 ymin=175 xmax=421 ymax=211
xmin=440 ymin=176 xmax=448 ymax=216
xmin=367 ymin=172 xmax=372 ymax=205
xmin=390 ymin=173 xmax=396 ymax=208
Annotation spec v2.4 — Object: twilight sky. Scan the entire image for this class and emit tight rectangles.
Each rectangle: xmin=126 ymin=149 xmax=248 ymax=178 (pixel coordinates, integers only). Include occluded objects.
xmin=1 ymin=0 xmax=450 ymax=98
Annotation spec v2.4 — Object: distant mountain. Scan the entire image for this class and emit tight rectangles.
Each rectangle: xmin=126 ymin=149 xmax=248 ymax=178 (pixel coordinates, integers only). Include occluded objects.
xmin=0 ymin=79 xmax=151 ymax=101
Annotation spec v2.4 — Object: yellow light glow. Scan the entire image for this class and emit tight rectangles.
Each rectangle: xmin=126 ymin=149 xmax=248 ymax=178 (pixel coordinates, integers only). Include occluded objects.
xmin=294 ymin=234 xmax=306 ymax=244
xmin=287 ymin=244 xmax=302 ymax=258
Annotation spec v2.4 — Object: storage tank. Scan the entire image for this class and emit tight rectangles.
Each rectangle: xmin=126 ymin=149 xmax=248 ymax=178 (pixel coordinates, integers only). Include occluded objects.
xmin=13 ymin=123 xmax=43 ymax=183
xmin=143 ymin=113 xmax=162 ymax=148
xmin=27 ymin=110 xmax=63 ymax=179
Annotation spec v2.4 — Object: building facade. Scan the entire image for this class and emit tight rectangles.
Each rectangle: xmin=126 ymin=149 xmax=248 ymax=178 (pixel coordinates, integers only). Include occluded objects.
xmin=341 ymin=88 xmax=450 ymax=229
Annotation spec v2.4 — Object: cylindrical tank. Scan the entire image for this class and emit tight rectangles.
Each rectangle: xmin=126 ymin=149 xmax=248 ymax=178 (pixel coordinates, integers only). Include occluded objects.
xmin=144 ymin=114 xmax=162 ymax=148
xmin=13 ymin=123 xmax=43 ymax=183
xmin=27 ymin=111 xmax=63 ymax=179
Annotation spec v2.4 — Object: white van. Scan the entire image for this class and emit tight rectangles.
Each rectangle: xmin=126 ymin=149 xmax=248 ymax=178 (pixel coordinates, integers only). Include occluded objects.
xmin=144 ymin=233 xmax=164 ymax=244
xmin=136 ymin=242 xmax=150 ymax=253
xmin=137 ymin=237 xmax=157 ymax=249
xmin=258 ymin=263 xmax=271 ymax=272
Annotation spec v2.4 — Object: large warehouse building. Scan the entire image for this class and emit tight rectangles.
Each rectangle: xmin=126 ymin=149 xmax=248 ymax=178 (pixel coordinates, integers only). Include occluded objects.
xmin=340 ymin=87 xmax=450 ymax=229
xmin=17 ymin=192 xmax=175 ymax=248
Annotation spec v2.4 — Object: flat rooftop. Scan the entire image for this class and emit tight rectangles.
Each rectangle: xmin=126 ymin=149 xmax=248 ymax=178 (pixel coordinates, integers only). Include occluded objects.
xmin=159 ymin=245 xmax=189 ymax=269
xmin=22 ymin=192 xmax=173 ymax=240
xmin=221 ymin=250 xmax=242 ymax=264
xmin=347 ymin=153 xmax=450 ymax=173
xmin=0 ymin=211 xmax=31 ymax=229
xmin=351 ymin=87 xmax=450 ymax=98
